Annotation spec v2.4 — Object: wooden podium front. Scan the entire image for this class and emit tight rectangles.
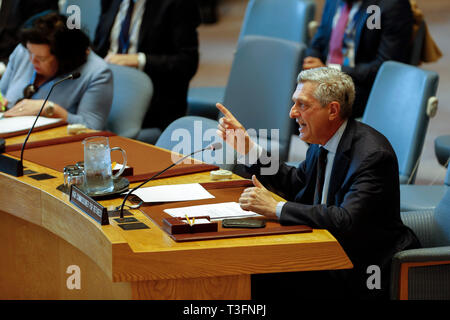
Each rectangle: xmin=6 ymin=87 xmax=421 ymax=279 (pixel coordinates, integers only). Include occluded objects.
xmin=0 ymin=127 xmax=352 ymax=300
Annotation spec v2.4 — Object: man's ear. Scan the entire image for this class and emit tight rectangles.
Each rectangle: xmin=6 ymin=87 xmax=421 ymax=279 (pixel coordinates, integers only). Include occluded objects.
xmin=328 ymin=101 xmax=341 ymax=120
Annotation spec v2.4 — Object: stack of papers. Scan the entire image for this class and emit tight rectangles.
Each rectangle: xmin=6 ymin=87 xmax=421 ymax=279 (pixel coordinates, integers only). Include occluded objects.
xmin=130 ymin=183 xmax=215 ymax=203
xmin=0 ymin=116 xmax=61 ymax=134
xmin=164 ymin=202 xmax=261 ymax=220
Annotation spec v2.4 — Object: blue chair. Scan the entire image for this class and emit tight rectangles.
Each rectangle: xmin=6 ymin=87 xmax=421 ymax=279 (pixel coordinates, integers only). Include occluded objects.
xmin=238 ymin=0 xmax=316 ymax=44
xmin=435 ymin=135 xmax=450 ymax=167
xmin=361 ymin=61 xmax=439 ymax=184
xmin=219 ymin=36 xmax=304 ymax=163
xmin=187 ymin=0 xmax=315 ymax=120
xmin=106 ymin=64 xmax=153 ymax=139
xmin=61 ymin=0 xmax=101 ymax=42
xmin=400 ymin=162 xmax=450 ymax=212
xmin=390 ymin=186 xmax=450 ymax=299
xmin=155 ymin=116 xmax=233 ymax=170
xmin=164 ymin=36 xmax=304 ymax=172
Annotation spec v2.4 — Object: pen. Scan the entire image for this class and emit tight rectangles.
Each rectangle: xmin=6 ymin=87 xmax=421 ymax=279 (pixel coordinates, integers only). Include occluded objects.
xmin=185 ymin=214 xmax=192 ymax=226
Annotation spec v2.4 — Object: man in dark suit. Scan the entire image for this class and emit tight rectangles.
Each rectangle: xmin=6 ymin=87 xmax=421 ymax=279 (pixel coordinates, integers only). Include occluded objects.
xmin=216 ymin=67 xmax=419 ymax=299
xmin=0 ymin=0 xmax=59 ymax=68
xmin=304 ymin=0 xmax=413 ymax=118
xmin=93 ymin=0 xmax=200 ymax=131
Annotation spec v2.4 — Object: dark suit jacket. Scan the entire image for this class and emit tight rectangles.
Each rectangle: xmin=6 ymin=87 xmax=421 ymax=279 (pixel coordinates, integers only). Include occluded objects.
xmin=94 ymin=0 xmax=200 ymax=130
xmin=306 ymin=0 xmax=413 ymax=117
xmin=248 ymin=119 xmax=420 ymax=298
xmin=0 ymin=0 xmax=59 ymax=64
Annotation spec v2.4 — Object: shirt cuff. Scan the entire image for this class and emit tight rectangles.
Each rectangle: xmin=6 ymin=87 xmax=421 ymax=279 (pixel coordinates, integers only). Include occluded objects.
xmin=327 ymin=63 xmax=341 ymax=71
xmin=137 ymin=52 xmax=146 ymax=71
xmin=276 ymin=201 xmax=286 ymax=219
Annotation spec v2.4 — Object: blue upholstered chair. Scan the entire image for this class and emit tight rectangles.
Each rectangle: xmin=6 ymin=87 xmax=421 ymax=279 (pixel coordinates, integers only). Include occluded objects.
xmin=105 ymin=64 xmax=153 ymax=139
xmin=187 ymin=0 xmax=315 ymax=120
xmin=361 ymin=61 xmax=439 ymax=184
xmin=435 ymin=135 xmax=450 ymax=167
xmin=400 ymin=162 xmax=450 ymax=212
xmin=218 ymin=36 xmax=304 ymax=163
xmin=155 ymin=116 xmax=233 ymax=170
xmin=237 ymin=0 xmax=316 ymax=44
xmin=162 ymin=36 xmax=304 ymax=172
xmin=60 ymin=0 xmax=101 ymax=42
xmin=390 ymin=187 xmax=450 ymax=299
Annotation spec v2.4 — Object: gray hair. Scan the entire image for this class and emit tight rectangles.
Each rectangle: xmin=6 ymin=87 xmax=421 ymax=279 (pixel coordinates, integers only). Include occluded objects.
xmin=297 ymin=67 xmax=355 ymax=119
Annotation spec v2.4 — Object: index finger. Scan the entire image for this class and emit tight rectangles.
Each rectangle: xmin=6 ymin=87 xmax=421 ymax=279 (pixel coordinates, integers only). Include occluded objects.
xmin=216 ymin=103 xmax=236 ymax=120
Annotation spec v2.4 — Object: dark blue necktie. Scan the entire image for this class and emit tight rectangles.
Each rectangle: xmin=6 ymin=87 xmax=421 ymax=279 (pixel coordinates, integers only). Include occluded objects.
xmin=314 ymin=147 xmax=328 ymax=205
xmin=118 ymin=0 xmax=135 ymax=54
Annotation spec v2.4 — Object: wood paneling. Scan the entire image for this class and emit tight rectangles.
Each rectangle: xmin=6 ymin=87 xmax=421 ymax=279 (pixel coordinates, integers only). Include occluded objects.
xmin=131 ymin=275 xmax=251 ymax=300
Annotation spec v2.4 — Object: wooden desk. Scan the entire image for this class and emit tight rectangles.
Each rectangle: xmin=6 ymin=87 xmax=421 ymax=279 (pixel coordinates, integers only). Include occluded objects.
xmin=0 ymin=128 xmax=352 ymax=299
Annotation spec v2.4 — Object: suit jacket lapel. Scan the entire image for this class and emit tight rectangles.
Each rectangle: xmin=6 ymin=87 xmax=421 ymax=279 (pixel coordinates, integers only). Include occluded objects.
xmin=354 ymin=0 xmax=378 ymax=56
xmin=109 ymin=0 xmax=123 ymax=29
xmin=326 ymin=120 xmax=355 ymax=204
xmin=0 ymin=0 xmax=13 ymax=30
xmin=138 ymin=0 xmax=154 ymax=49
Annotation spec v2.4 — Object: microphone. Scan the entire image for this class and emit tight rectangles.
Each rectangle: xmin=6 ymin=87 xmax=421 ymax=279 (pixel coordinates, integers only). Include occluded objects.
xmin=118 ymin=142 xmax=223 ymax=219
xmin=0 ymin=72 xmax=81 ymax=177
xmin=70 ymin=72 xmax=81 ymax=80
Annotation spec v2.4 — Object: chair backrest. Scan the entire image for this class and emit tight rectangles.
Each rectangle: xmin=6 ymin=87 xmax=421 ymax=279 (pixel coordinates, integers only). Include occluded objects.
xmin=362 ymin=61 xmax=439 ymax=184
xmin=238 ymin=0 xmax=316 ymax=45
xmin=445 ymin=164 xmax=450 ymax=186
xmin=221 ymin=35 xmax=305 ymax=162
xmin=106 ymin=64 xmax=153 ymax=139
xmin=61 ymin=0 xmax=101 ymax=41
xmin=434 ymin=169 xmax=450 ymax=246
xmin=156 ymin=116 xmax=233 ymax=170
xmin=401 ymin=166 xmax=450 ymax=248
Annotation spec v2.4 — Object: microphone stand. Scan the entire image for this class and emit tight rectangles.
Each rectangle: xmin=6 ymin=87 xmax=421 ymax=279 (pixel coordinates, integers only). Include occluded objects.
xmin=119 ymin=144 xmax=220 ymax=220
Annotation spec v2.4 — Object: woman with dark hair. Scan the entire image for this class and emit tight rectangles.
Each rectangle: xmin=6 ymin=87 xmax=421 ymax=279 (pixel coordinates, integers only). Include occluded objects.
xmin=0 ymin=12 xmax=113 ymax=130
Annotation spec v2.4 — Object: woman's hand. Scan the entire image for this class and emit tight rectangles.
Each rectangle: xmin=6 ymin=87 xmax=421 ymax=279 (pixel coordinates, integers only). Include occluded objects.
xmin=3 ymin=99 xmax=44 ymax=117
xmin=3 ymin=99 xmax=68 ymax=120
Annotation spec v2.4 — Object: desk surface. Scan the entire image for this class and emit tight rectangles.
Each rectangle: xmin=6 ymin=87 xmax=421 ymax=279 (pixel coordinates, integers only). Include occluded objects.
xmin=0 ymin=126 xmax=352 ymax=299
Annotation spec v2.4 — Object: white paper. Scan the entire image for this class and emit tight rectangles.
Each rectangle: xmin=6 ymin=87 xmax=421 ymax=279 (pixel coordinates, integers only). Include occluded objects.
xmin=130 ymin=183 xmax=215 ymax=203
xmin=0 ymin=116 xmax=61 ymax=134
xmin=164 ymin=202 xmax=261 ymax=220
xmin=189 ymin=218 xmax=211 ymax=225
xmin=113 ymin=163 xmax=130 ymax=170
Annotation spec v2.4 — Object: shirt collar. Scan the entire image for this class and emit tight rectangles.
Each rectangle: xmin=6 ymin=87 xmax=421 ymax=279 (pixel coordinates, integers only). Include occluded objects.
xmin=322 ymin=120 xmax=348 ymax=154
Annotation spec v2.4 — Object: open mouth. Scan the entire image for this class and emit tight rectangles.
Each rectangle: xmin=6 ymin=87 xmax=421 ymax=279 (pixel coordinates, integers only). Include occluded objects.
xmin=297 ymin=120 xmax=307 ymax=132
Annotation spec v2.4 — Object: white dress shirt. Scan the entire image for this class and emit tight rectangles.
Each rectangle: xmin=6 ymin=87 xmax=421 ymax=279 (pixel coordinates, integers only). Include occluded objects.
xmin=327 ymin=1 xmax=362 ymax=71
xmin=277 ymin=120 xmax=348 ymax=218
xmin=108 ymin=0 xmax=147 ymax=70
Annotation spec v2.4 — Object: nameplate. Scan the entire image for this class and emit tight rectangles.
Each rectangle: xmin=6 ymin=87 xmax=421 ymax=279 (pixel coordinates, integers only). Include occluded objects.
xmin=70 ymin=185 xmax=109 ymax=225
